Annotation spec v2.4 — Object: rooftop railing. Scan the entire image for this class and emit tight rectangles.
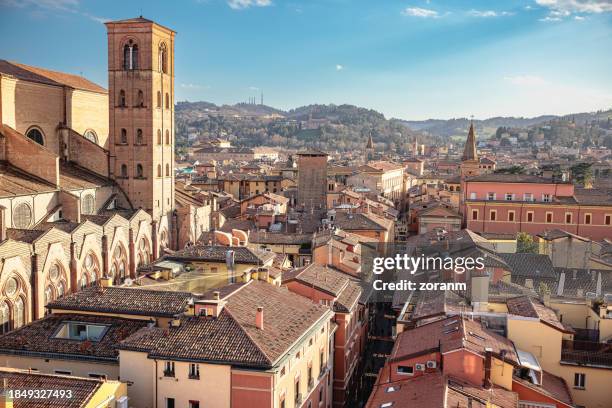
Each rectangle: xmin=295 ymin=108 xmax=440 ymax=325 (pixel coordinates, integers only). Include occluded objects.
xmin=561 ymin=339 xmax=612 ymax=368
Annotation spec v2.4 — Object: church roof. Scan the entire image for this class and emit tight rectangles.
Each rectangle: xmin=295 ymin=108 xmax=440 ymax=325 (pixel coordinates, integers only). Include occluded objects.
xmin=462 ymin=122 xmax=478 ymax=162
xmin=0 ymin=60 xmax=107 ymax=94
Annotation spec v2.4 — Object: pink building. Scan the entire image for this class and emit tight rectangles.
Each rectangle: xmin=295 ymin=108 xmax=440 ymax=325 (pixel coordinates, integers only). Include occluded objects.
xmin=462 ymin=174 xmax=611 ymax=240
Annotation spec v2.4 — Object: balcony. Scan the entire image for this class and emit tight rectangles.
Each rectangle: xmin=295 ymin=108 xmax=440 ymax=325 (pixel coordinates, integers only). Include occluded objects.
xmin=561 ymin=340 xmax=612 ymax=368
xmin=163 ymin=370 xmax=175 ymax=377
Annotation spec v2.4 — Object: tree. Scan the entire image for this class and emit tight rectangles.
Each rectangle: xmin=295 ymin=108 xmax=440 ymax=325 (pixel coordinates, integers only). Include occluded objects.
xmin=516 ymin=232 xmax=538 ymax=253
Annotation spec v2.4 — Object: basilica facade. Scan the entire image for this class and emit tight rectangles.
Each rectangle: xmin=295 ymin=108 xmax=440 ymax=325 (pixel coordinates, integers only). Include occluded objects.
xmin=0 ymin=17 xmax=213 ymax=333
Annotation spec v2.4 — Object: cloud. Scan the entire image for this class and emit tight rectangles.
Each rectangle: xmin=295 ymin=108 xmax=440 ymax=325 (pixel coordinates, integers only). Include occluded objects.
xmin=248 ymin=86 xmax=259 ymax=91
xmin=574 ymin=14 xmax=586 ymax=19
xmin=227 ymin=0 xmax=272 ymax=10
xmin=180 ymin=83 xmax=210 ymax=90
xmin=504 ymin=75 xmax=549 ymax=86
xmin=401 ymin=7 xmax=439 ymax=18
xmin=0 ymin=0 xmax=108 ymax=23
xmin=468 ymin=9 xmax=514 ymax=17
xmin=536 ymin=0 xmax=612 ymax=21
xmin=336 ymin=64 xmax=344 ymax=71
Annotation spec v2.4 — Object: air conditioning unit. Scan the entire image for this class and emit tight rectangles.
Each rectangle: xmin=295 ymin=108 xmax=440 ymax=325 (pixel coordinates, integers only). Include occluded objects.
xmin=415 ymin=364 xmax=425 ymax=371
xmin=426 ymin=361 xmax=437 ymax=369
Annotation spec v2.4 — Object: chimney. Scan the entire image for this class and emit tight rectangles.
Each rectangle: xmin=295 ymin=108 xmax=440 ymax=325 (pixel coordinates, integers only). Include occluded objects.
xmin=524 ymin=278 xmax=534 ymax=289
xmin=0 ymin=205 xmax=6 ymax=242
xmin=256 ymin=306 xmax=264 ymax=330
xmin=483 ymin=347 xmax=492 ymax=388
xmin=213 ymin=291 xmax=220 ymax=300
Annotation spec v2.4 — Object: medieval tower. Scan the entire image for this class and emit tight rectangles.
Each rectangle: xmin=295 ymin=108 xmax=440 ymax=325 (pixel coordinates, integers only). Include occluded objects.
xmin=106 ymin=17 xmax=176 ymax=249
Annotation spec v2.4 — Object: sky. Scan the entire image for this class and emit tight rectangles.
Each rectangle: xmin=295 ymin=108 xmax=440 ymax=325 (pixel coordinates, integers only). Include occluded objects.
xmin=0 ymin=0 xmax=611 ymax=120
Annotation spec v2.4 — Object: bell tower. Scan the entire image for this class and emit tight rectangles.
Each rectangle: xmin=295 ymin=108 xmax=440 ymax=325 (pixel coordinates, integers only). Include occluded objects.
xmin=105 ymin=18 xmax=175 ymax=242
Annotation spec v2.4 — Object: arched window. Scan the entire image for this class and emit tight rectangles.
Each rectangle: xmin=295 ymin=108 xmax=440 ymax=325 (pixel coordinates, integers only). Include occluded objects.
xmin=165 ymin=93 xmax=170 ymax=109
xmin=14 ymin=297 xmax=24 ymax=329
xmin=123 ymin=41 xmax=138 ymax=70
xmin=159 ymin=42 xmax=168 ymax=73
xmin=44 ymin=285 xmax=54 ymax=307
xmin=157 ymin=130 xmax=162 ymax=145
xmin=137 ymin=90 xmax=144 ymax=107
xmin=120 ymin=128 xmax=127 ymax=144
xmin=165 ymin=130 xmax=170 ymax=145
xmin=157 ymin=91 xmax=162 ymax=108
xmin=13 ymin=203 xmax=32 ymax=229
xmin=119 ymin=89 xmax=126 ymax=107
xmin=136 ymin=129 xmax=143 ymax=145
xmin=157 ymin=164 xmax=162 ymax=178
xmin=121 ymin=164 xmax=128 ymax=178
xmin=0 ymin=303 xmax=9 ymax=334
xmin=136 ymin=164 xmax=144 ymax=178
xmin=26 ymin=127 xmax=44 ymax=146
xmin=80 ymin=273 xmax=88 ymax=290
xmin=165 ymin=163 xmax=170 ymax=177
xmin=82 ymin=194 xmax=95 ymax=215
xmin=57 ymin=281 xmax=65 ymax=298
xmin=82 ymin=253 xmax=99 ymax=288
xmin=83 ymin=129 xmax=98 ymax=144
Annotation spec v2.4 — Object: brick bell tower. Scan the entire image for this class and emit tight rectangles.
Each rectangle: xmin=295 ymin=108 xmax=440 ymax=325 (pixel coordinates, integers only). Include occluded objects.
xmin=105 ymin=17 xmax=175 ymax=247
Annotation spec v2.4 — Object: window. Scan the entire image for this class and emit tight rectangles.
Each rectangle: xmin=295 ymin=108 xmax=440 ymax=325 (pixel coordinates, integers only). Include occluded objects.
xmin=471 ymin=210 xmax=478 ymax=220
xmin=136 ymin=164 xmax=144 ymax=178
xmin=13 ymin=203 xmax=32 ymax=228
xmin=165 ymin=164 xmax=170 ymax=177
xmin=189 ymin=363 xmax=200 ymax=379
xmin=159 ymin=42 xmax=168 ymax=73
xmin=546 ymin=212 xmax=553 ymax=223
xmin=164 ymin=361 xmax=175 ymax=377
xmin=189 ymin=402 xmax=200 ymax=408
xmin=1 ymin=303 xmax=10 ymax=334
xmin=166 ymin=398 xmax=175 ymax=408
xmin=157 ymin=91 xmax=162 ymax=108
xmin=54 ymin=370 xmax=72 ymax=375
xmin=487 ymin=192 xmax=496 ymax=201
xmin=136 ymin=129 xmax=143 ymax=145
xmin=120 ymin=164 xmax=128 ymax=178
xmin=584 ymin=214 xmax=591 ymax=225
xmin=14 ymin=297 xmax=25 ymax=329
xmin=157 ymin=165 xmax=162 ymax=178
xmin=165 ymin=129 xmax=170 ymax=145
xmin=157 ymin=130 xmax=162 ymax=145
xmin=123 ymin=41 xmax=138 ymax=70
xmin=508 ymin=211 xmax=515 ymax=222
xmin=83 ymin=130 xmax=98 ymax=144
xmin=490 ymin=210 xmax=497 ymax=221
xmin=574 ymin=373 xmax=585 ymax=389
xmin=26 ymin=127 xmax=44 ymax=146
xmin=120 ymin=128 xmax=127 ymax=144
xmin=55 ymin=322 xmax=108 ymax=341
xmin=119 ymin=90 xmax=126 ymax=107
xmin=523 ymin=193 xmax=533 ymax=201
xmin=527 ymin=211 xmax=534 ymax=222
xmin=565 ymin=213 xmax=572 ymax=224
xmin=469 ymin=192 xmax=476 ymax=200
xmin=605 ymin=215 xmax=611 ymax=225
xmin=294 ymin=377 xmax=301 ymax=404
xmin=165 ymin=93 xmax=170 ymax=109
xmin=505 ymin=193 xmax=514 ymax=201
xmin=44 ymin=285 xmax=54 ymax=307
xmin=396 ymin=365 xmax=413 ymax=375
xmin=137 ymin=90 xmax=144 ymax=107
xmin=81 ymin=194 xmax=95 ymax=215
xmin=542 ymin=193 xmax=551 ymax=202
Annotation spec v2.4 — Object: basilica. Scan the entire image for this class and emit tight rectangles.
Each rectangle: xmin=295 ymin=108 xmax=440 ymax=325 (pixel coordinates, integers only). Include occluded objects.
xmin=0 ymin=18 xmax=214 ymax=332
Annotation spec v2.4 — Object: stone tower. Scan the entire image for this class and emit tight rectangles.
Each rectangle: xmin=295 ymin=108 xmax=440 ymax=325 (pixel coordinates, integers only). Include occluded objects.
xmin=105 ymin=17 xmax=175 ymax=247
xmin=297 ymin=150 xmax=328 ymax=210
xmin=460 ymin=121 xmax=480 ymax=179
xmin=365 ymin=133 xmax=374 ymax=163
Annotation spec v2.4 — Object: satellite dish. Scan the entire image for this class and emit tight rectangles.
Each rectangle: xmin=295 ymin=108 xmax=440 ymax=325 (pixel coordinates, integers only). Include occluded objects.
xmin=124 ymin=278 xmax=133 ymax=287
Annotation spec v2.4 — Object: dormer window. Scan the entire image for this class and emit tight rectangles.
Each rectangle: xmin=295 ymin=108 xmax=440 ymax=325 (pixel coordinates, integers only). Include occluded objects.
xmin=54 ymin=322 xmax=109 ymax=342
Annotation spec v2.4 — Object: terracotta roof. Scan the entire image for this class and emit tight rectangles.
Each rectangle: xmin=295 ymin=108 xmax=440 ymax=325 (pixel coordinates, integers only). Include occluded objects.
xmin=506 ymin=296 xmax=569 ymax=333
xmin=6 ymin=228 xmax=46 ymax=244
xmin=465 ymin=173 xmax=569 ymax=184
xmin=333 ymin=211 xmax=391 ymax=232
xmin=411 ymin=290 xmax=467 ymax=321
xmin=47 ymin=287 xmax=192 ymax=318
xmin=249 ymin=232 xmax=312 ymax=245
xmin=168 ymin=245 xmax=274 ymax=265
xmin=513 ymin=370 xmax=574 ymax=407
xmin=390 ymin=316 xmax=518 ymax=365
xmin=59 ymin=162 xmax=113 ymax=191
xmin=0 ymin=368 xmax=105 ymax=408
xmin=499 ymin=253 xmax=557 ymax=279
xmin=0 ymin=314 xmax=148 ymax=362
xmin=0 ymin=60 xmax=107 ymax=93
xmin=0 ymin=159 xmax=57 ymax=198
xmin=120 ymin=280 xmax=331 ymax=368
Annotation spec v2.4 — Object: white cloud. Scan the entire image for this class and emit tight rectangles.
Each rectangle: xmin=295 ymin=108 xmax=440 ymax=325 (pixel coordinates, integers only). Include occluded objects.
xmin=401 ymin=7 xmax=439 ymax=18
xmin=504 ymin=75 xmax=549 ymax=86
xmin=574 ymin=14 xmax=586 ymax=19
xmin=468 ymin=10 xmax=513 ymax=17
xmin=248 ymin=86 xmax=259 ymax=91
xmin=227 ymin=0 xmax=272 ymax=10
xmin=0 ymin=0 xmax=79 ymax=10
xmin=336 ymin=64 xmax=344 ymax=71
xmin=536 ymin=0 xmax=612 ymax=21
xmin=180 ymin=83 xmax=209 ymax=90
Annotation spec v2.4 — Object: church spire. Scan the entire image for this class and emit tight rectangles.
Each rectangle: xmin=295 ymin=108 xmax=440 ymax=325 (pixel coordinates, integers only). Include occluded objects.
xmin=366 ymin=133 xmax=374 ymax=149
xmin=462 ymin=120 xmax=478 ymax=162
